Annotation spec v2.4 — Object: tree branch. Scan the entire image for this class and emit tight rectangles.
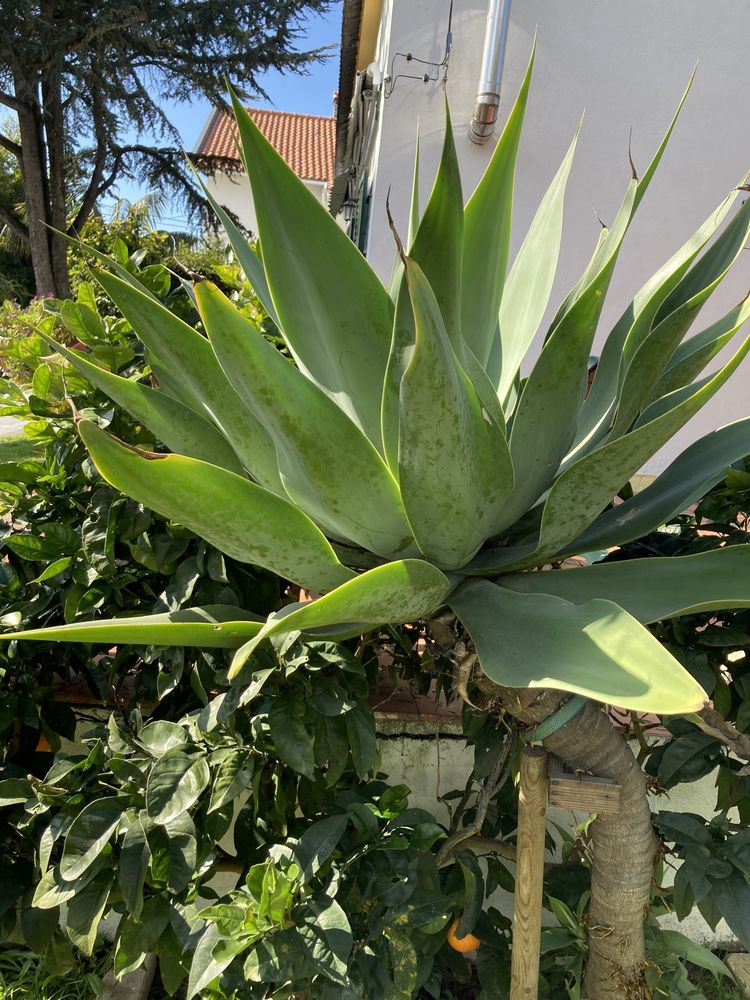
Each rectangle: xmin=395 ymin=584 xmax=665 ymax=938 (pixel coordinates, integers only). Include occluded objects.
xmin=0 ymin=132 xmax=22 ymax=159
xmin=67 ymin=92 xmax=109 ymax=236
xmin=0 ymin=201 xmax=29 ymax=243
xmin=0 ymin=90 xmax=26 ymax=113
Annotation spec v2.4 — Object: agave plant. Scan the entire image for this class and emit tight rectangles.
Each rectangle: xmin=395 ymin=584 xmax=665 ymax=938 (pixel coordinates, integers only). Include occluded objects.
xmin=6 ymin=50 xmax=750 ymax=996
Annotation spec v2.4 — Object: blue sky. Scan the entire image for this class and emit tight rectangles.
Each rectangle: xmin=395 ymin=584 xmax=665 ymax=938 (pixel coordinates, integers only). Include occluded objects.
xmin=110 ymin=2 xmax=343 ymax=230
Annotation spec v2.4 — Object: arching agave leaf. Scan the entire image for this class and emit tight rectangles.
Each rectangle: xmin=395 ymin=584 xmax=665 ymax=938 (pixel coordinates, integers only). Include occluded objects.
xmin=462 ymin=41 xmax=534 ymax=369
xmin=194 ymin=173 xmax=279 ymax=325
xmin=497 ymin=121 xmax=580 ymax=405
xmin=502 ymin=547 xmax=750 ymax=624
xmin=94 ymin=269 xmax=283 ymax=494
xmin=39 ymin=333 xmax=245 ymax=475
xmin=228 ymin=559 xmax=453 ymax=679
xmin=495 ymin=178 xmax=638 ymax=533
xmin=77 ymin=420 xmax=355 ymax=594
xmin=451 ymin=581 xmax=707 ymax=714
xmin=611 ymin=194 xmax=750 ymax=436
xmin=382 ymin=104 xmax=465 ymax=472
xmin=0 ymin=607 xmax=264 ymax=649
xmin=195 ymin=281 xmax=415 ymax=558
xmin=647 ymin=291 xmax=750 ymax=402
xmin=398 ymin=258 xmax=514 ymax=567
xmin=559 ymin=418 xmax=750 ymax=554
xmin=571 ymin=177 xmax=745 ymax=465
xmin=230 ymin=90 xmax=393 ymax=451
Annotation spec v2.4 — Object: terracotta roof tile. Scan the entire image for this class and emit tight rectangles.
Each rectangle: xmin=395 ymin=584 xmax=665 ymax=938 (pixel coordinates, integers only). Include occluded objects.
xmin=196 ymin=107 xmax=336 ymax=184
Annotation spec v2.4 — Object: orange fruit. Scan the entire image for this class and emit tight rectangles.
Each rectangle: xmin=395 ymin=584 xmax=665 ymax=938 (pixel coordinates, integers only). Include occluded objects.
xmin=446 ymin=917 xmax=481 ymax=953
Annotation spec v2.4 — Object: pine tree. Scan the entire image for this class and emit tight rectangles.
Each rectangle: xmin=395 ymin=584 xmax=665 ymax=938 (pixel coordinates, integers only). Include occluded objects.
xmin=0 ymin=0 xmax=330 ymax=297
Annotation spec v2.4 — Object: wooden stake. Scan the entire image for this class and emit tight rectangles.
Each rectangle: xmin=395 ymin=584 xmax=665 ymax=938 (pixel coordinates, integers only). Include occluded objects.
xmin=510 ymin=747 xmax=549 ymax=1000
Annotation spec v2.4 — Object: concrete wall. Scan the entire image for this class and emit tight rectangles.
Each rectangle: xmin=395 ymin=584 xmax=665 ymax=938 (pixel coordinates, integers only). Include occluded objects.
xmin=365 ymin=0 xmax=750 ymax=473
xmin=205 ymin=170 xmax=329 ymax=238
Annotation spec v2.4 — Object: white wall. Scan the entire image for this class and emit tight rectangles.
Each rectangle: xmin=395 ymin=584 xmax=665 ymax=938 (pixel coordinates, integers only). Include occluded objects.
xmin=367 ymin=1 xmax=750 ymax=473
xmin=206 ymin=171 xmax=329 ymax=239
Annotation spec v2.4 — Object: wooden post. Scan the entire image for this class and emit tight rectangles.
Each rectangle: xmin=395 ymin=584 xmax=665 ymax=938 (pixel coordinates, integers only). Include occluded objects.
xmin=510 ymin=747 xmax=549 ymax=1000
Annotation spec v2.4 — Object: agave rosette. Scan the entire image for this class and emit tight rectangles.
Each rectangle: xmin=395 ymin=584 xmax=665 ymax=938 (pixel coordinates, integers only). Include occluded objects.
xmin=9 ymin=52 xmax=750 ymax=715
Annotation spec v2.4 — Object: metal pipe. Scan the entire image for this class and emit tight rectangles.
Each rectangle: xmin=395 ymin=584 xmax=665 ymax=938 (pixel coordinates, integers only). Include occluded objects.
xmin=469 ymin=0 xmax=512 ymax=144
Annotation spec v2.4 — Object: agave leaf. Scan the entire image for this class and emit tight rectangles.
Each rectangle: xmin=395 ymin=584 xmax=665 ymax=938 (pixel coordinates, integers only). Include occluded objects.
xmin=229 ymin=559 xmax=452 ymax=678
xmin=398 ymin=259 xmax=514 ymax=567
xmin=571 ymin=180 xmax=744 ymax=465
xmin=194 ymin=174 xmax=279 ymax=325
xmin=502 ymin=547 xmax=750 ymax=624
xmin=611 ymin=195 xmax=750 ymax=436
xmin=496 ymin=122 xmax=580 ymax=404
xmin=649 ymin=292 xmax=750 ymax=400
xmin=467 ymin=332 xmax=750 ymax=574
xmin=462 ymin=42 xmax=534 ymax=369
xmin=230 ymin=91 xmax=393 ymax=450
xmin=382 ymin=106 xmax=465 ymax=471
xmin=0 ymin=606 xmax=264 ymax=649
xmin=195 ymin=281 xmax=415 ymax=558
xmin=450 ymin=580 xmax=706 ymax=714
xmin=39 ymin=333 xmax=244 ymax=475
xmin=495 ymin=179 xmax=638 ymax=533
xmin=522 ymin=331 xmax=750 ymax=569
xmin=387 ymin=129 xmax=421 ymax=302
xmin=94 ymin=269 xmax=283 ymax=494
xmin=77 ymin=420 xmax=355 ymax=594
xmin=561 ymin=418 xmax=750 ymax=553
xmin=554 ymin=71 xmax=692 ymax=332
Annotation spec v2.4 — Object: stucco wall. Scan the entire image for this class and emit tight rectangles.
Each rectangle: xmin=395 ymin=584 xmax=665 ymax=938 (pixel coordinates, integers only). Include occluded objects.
xmin=205 ymin=170 xmax=329 ymax=238
xmin=365 ymin=0 xmax=750 ymax=473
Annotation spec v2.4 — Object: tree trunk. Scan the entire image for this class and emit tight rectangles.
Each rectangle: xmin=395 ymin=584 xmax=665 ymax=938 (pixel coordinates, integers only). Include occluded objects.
xmin=13 ymin=73 xmax=67 ymax=298
xmin=42 ymin=69 xmax=71 ymax=299
xmin=487 ymin=687 xmax=656 ymax=1000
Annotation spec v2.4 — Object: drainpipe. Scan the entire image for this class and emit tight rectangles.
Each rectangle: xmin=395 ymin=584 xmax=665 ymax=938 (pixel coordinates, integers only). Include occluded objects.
xmin=469 ymin=0 xmax=513 ymax=144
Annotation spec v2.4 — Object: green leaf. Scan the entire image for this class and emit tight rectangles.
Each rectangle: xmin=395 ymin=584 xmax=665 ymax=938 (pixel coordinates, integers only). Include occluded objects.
xmin=497 ymin=123 xmax=579 ymax=403
xmin=93 ymin=268 xmax=283 ymax=492
xmin=297 ymin=894 xmax=353 ymax=986
xmin=269 ymin=698 xmax=316 ymax=778
xmin=398 ymin=258 xmax=513 ymax=566
xmin=118 ymin=813 xmax=150 ymax=918
xmin=457 ymin=852 xmax=484 ymax=936
xmin=146 ymin=750 xmax=210 ymax=824
xmin=345 ymin=704 xmax=378 ymax=780
xmin=60 ymin=798 xmax=123 ymax=882
xmin=711 ymin=876 xmax=750 ymax=949
xmin=558 ymin=418 xmax=750 ymax=554
xmin=657 ymin=929 xmax=733 ymax=979
xmin=194 ymin=174 xmax=279 ymax=324
xmin=138 ymin=721 xmax=189 ymax=754
xmin=40 ymin=333 xmax=244 ymax=474
xmin=386 ymin=930 xmax=419 ymax=999
xmin=295 ymin=814 xmax=349 ymax=882
xmin=502 ymin=547 xmax=750 ymax=624
xmin=0 ymin=604 xmax=264 ymax=649
xmin=116 ymin=898 xmax=170 ymax=979
xmin=450 ymin=581 xmax=706 ymax=713
xmin=208 ymin=750 xmax=254 ymax=814
xmin=0 ymin=778 xmax=32 ymax=806
xmin=462 ymin=43 xmax=533 ymax=369
xmin=486 ymin=329 xmax=750 ymax=573
xmin=230 ymin=90 xmax=394 ymax=449
xmin=65 ymin=872 xmax=112 ymax=955
xmin=196 ymin=281 xmax=414 ymax=557
xmin=229 ymin=559 xmax=451 ymax=677
xmin=612 ymin=194 xmax=750 ymax=436
xmin=77 ymin=419 xmax=355 ymax=594
xmin=498 ymin=178 xmax=638 ymax=534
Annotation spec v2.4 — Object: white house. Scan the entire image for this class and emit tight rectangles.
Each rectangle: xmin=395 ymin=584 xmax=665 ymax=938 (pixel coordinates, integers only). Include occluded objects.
xmin=331 ymin=0 xmax=750 ymax=474
xmin=195 ymin=105 xmax=335 ymax=233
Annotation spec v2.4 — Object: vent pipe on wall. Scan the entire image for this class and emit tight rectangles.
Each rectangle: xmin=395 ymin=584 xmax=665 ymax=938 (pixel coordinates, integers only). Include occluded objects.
xmin=469 ymin=0 xmax=512 ymax=144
